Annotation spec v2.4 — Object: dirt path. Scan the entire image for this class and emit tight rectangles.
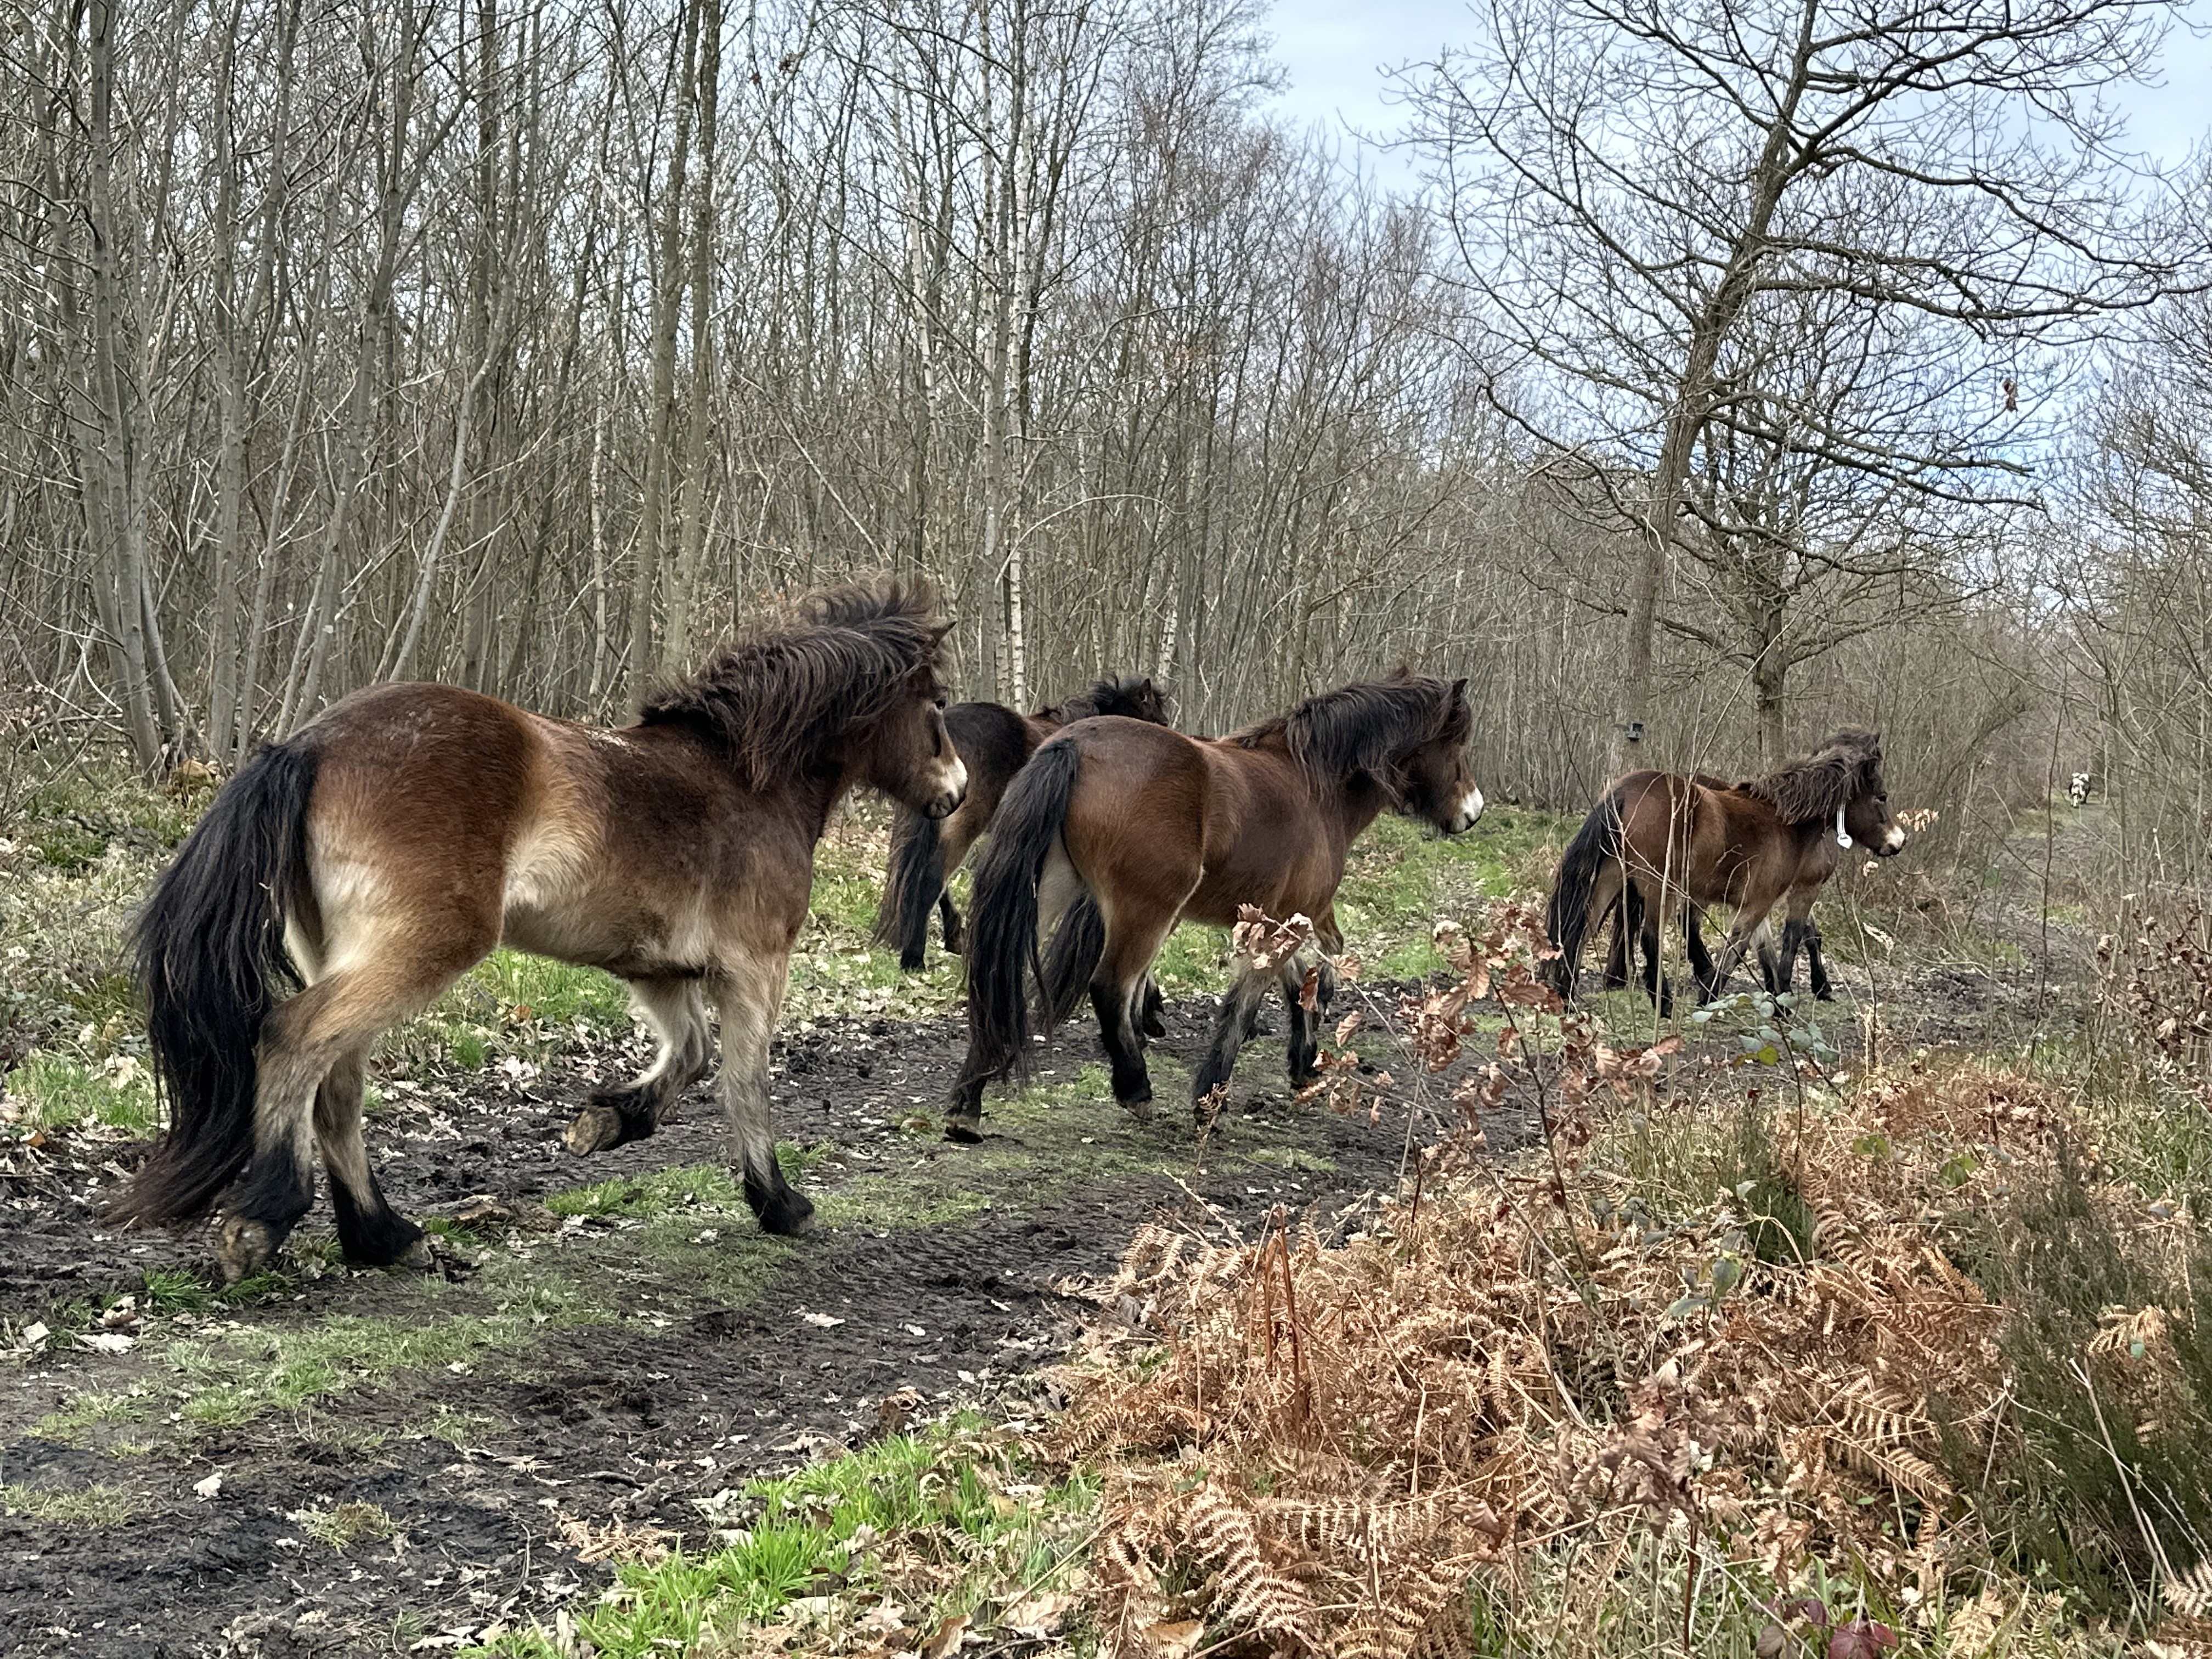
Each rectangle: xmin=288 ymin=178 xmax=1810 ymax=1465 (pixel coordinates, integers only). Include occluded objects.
xmin=1 ymin=993 xmax=1541 ymax=1658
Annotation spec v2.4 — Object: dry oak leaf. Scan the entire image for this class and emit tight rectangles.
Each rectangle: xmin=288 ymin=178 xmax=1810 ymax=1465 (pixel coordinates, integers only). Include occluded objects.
xmin=918 ymin=1612 xmax=970 ymax=1658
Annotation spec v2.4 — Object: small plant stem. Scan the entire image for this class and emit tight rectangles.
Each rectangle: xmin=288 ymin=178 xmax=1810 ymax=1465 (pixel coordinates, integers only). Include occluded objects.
xmin=1681 ymin=1509 xmax=1701 ymax=1656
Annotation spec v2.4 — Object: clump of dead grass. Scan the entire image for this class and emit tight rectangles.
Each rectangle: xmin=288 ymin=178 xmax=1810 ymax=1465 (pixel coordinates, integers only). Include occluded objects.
xmin=1043 ymin=904 xmax=2208 ymax=1658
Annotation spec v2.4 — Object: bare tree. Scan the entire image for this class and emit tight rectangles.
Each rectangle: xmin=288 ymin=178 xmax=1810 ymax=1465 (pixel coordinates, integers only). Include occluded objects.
xmin=1404 ymin=0 xmax=2203 ymax=769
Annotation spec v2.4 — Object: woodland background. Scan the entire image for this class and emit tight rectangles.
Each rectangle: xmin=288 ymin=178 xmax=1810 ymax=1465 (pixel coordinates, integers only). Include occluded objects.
xmin=2 ymin=0 xmax=2209 ymax=888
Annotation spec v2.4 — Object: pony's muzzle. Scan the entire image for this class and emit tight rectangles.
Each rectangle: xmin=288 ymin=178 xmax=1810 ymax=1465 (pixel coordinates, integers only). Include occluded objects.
xmin=923 ymin=755 xmax=969 ymax=820
xmin=1877 ymin=825 xmax=1906 ymax=855
xmin=1447 ymin=785 xmax=1486 ymax=834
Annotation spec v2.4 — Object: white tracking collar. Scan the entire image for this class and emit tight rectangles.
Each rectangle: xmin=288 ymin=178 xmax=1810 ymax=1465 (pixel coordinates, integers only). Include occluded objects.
xmin=1835 ymin=803 xmax=1853 ymax=849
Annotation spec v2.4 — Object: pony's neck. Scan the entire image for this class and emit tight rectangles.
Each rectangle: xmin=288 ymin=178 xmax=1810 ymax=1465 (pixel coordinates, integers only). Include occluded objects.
xmin=793 ymin=760 xmax=861 ymax=842
xmin=1319 ymin=769 xmax=1393 ymax=849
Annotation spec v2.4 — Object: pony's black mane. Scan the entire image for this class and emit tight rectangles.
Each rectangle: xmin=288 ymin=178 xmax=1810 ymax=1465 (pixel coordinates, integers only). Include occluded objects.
xmin=1233 ymin=669 xmax=1468 ymax=795
xmin=1746 ymin=728 xmax=1883 ymax=825
xmin=640 ymin=579 xmax=947 ymax=787
xmin=1042 ymin=674 xmax=1166 ymax=725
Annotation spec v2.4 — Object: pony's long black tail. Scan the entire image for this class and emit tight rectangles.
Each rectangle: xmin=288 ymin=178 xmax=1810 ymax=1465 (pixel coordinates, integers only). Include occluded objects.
xmin=954 ymin=740 xmax=1084 ymax=1102
xmin=114 ymin=740 xmax=319 ymax=1227
xmin=1543 ymin=788 xmax=1623 ymax=997
xmin=1040 ymin=891 xmax=1106 ymax=1025
xmin=876 ymin=806 xmax=945 ymax=972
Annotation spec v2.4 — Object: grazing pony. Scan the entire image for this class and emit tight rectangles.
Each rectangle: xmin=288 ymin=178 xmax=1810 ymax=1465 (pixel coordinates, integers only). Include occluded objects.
xmin=1544 ymin=730 xmax=1903 ymax=1009
xmin=947 ymin=670 xmax=1483 ymax=1138
xmin=875 ymin=675 xmax=1171 ymax=969
xmin=115 ymin=582 xmax=965 ymax=1283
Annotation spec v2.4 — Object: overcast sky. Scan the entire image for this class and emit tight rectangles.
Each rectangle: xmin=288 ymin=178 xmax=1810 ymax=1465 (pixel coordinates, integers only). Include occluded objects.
xmin=1261 ymin=0 xmax=2212 ymax=183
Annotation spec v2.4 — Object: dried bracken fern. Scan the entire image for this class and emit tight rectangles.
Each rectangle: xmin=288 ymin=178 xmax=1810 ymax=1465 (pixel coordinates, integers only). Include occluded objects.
xmin=1045 ymin=909 xmax=2129 ymax=1658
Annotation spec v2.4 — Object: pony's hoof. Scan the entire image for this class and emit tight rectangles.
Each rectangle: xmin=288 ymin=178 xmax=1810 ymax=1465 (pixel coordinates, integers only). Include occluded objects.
xmin=759 ymin=1191 xmax=816 ymax=1237
xmin=214 ymin=1216 xmax=279 ymax=1285
xmin=899 ymin=951 xmax=926 ymax=972
xmin=340 ymin=1213 xmax=432 ymax=1269
xmin=564 ymin=1103 xmax=648 ymax=1155
xmin=1120 ymin=1089 xmax=1154 ymax=1125
xmin=944 ymin=1113 xmax=983 ymax=1144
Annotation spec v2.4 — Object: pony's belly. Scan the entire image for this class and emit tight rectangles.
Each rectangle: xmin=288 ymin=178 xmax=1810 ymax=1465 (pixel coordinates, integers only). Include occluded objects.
xmin=500 ymin=894 xmax=724 ymax=983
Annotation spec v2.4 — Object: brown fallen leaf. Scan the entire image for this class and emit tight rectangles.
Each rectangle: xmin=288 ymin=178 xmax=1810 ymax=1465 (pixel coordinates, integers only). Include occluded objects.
xmin=1003 ymin=1590 xmax=1076 ymax=1635
xmin=1142 ymin=1619 xmax=1203 ymax=1657
xmin=918 ymin=1612 xmax=970 ymax=1658
xmin=877 ymin=1386 xmax=923 ymax=1437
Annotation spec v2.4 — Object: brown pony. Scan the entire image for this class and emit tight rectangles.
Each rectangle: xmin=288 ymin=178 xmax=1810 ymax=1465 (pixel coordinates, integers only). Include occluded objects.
xmin=947 ymin=670 xmax=1483 ymax=1137
xmin=1544 ymin=730 xmax=1904 ymax=1009
xmin=874 ymin=675 xmax=1171 ymax=969
xmin=115 ymin=582 xmax=964 ymax=1283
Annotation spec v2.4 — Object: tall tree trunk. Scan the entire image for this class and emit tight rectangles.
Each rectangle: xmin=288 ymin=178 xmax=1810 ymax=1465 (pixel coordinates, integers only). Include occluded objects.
xmin=662 ymin=0 xmax=720 ymax=678
xmin=81 ymin=0 xmax=164 ymax=771
xmin=626 ymin=0 xmax=702 ymax=704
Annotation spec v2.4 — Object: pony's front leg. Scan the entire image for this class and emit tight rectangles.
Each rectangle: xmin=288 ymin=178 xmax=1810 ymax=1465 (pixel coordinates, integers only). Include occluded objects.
xmin=1683 ymin=909 xmax=1722 ymax=1002
xmin=1803 ymin=921 xmax=1834 ymax=1000
xmin=565 ymin=977 xmax=713 ymax=1155
xmin=1601 ymin=893 xmax=1635 ymax=990
xmin=711 ymin=964 xmax=813 ymax=1237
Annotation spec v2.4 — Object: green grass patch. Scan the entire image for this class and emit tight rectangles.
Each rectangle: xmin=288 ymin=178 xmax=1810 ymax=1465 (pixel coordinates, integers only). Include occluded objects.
xmin=139 ymin=1268 xmax=216 ymax=1316
xmin=3 ymin=1050 xmax=160 ymax=1133
xmin=30 ymin=1390 xmax=147 ymax=1441
xmin=161 ymin=1280 xmax=591 ymax=1429
xmin=472 ymin=1424 xmax=1096 ymax=1659
xmin=546 ymin=1163 xmax=742 ymax=1221
xmin=399 ymin=950 xmax=634 ymax=1070
xmin=290 ymin=1499 xmax=397 ymax=1553
xmin=0 ymin=1482 xmax=142 ymax=1526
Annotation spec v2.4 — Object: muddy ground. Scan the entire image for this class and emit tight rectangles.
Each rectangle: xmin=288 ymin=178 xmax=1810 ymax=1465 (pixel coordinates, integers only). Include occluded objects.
xmin=0 ymin=983 xmax=1554 ymax=1659
xmin=0 ymin=827 xmax=2061 ymax=1659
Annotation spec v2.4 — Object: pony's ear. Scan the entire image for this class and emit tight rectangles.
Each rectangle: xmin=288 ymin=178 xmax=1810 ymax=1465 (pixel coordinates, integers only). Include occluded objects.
xmin=926 ymin=621 xmax=954 ymax=645
xmin=1450 ymin=677 xmax=1468 ymax=704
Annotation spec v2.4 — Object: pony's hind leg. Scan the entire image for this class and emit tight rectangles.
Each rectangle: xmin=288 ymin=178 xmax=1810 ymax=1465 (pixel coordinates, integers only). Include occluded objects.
xmin=565 ymin=976 xmax=712 ymax=1154
xmin=315 ymin=1044 xmax=430 ymax=1268
xmin=938 ymin=890 xmax=963 ymax=955
xmin=1277 ymin=951 xmax=1334 ymax=1090
xmin=710 ymin=962 xmax=811 ymax=1236
xmin=220 ymin=941 xmax=484 ymax=1283
xmin=1092 ymin=905 xmax=1184 ymax=1121
xmin=1629 ymin=884 xmax=1673 ymax=1014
